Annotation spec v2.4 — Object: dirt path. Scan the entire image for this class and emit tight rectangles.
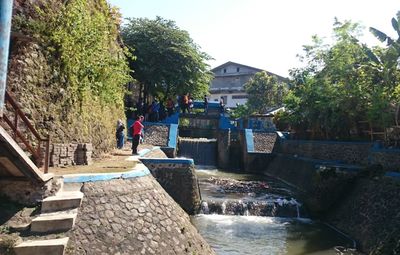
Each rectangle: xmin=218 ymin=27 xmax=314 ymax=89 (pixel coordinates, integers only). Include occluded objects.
xmin=49 ymin=144 xmax=154 ymax=175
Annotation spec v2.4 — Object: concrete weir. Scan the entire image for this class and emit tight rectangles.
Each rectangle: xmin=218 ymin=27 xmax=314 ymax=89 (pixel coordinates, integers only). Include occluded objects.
xmin=64 ymin=154 xmax=214 ymax=255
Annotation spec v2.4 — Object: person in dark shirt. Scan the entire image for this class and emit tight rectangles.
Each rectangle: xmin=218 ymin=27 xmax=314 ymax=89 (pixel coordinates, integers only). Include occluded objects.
xmin=204 ymin=95 xmax=208 ymax=115
xmin=166 ymin=98 xmax=174 ymax=116
xmin=116 ymin=119 xmax=125 ymax=149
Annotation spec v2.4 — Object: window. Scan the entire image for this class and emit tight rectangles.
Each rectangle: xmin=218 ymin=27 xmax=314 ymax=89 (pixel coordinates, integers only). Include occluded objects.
xmin=223 ymin=68 xmax=227 ymax=73
xmin=232 ymin=95 xmax=248 ymax=99
xmin=237 ymin=67 xmax=240 ymax=72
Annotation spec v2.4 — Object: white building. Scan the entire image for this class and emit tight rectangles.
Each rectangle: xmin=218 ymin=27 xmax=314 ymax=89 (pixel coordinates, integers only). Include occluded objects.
xmin=209 ymin=61 xmax=287 ymax=108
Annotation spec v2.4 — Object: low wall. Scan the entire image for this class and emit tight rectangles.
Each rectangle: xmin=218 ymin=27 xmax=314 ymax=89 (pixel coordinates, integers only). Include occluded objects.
xmin=139 ymin=158 xmax=201 ymax=215
xmin=51 ymin=143 xmax=93 ymax=167
xmin=67 ymin=174 xmax=214 ymax=254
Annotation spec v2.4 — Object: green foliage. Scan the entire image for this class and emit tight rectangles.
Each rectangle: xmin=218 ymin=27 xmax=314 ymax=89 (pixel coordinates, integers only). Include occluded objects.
xmin=230 ymin=104 xmax=251 ymax=119
xmin=281 ymin=18 xmax=400 ymax=139
xmin=244 ymin=71 xmax=287 ymax=114
xmin=10 ymin=0 xmax=131 ymax=153
xmin=121 ymin=17 xmax=213 ymax=100
xmin=19 ymin=0 xmax=131 ymax=107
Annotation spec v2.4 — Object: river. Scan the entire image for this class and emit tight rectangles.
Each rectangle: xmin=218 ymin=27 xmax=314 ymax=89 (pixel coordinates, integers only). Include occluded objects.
xmin=191 ymin=167 xmax=359 ymax=255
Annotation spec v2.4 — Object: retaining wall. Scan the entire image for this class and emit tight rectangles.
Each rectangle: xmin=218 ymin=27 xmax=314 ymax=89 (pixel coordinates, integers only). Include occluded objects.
xmin=326 ymin=176 xmax=400 ymax=254
xmin=140 ymin=158 xmax=201 ymax=215
xmin=65 ymin=165 xmax=214 ymax=254
xmin=277 ymin=139 xmax=372 ymax=165
xmin=241 ymin=130 xmax=400 ymax=254
xmin=142 ymin=123 xmax=178 ymax=158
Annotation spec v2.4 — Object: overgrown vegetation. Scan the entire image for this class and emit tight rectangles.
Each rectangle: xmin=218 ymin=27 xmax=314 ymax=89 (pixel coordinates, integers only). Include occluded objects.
xmin=275 ymin=15 xmax=400 ymax=140
xmin=16 ymin=0 xmax=131 ymax=107
xmin=9 ymin=0 xmax=131 ymax=153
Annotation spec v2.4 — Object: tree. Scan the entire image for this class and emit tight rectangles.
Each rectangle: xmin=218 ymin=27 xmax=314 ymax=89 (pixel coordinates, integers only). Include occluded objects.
xmin=282 ymin=20 xmax=381 ymax=139
xmin=244 ymin=71 xmax=287 ymax=114
xmin=121 ymin=17 xmax=213 ymax=102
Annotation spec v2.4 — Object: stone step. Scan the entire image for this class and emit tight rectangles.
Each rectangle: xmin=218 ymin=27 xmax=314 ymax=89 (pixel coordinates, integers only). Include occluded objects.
xmin=30 ymin=209 xmax=77 ymax=233
xmin=14 ymin=237 xmax=69 ymax=255
xmin=41 ymin=191 xmax=83 ymax=213
xmin=62 ymin=182 xmax=82 ymax=192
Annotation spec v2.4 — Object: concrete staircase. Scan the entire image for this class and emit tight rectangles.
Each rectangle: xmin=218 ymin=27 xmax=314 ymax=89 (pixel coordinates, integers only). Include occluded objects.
xmin=14 ymin=180 xmax=84 ymax=255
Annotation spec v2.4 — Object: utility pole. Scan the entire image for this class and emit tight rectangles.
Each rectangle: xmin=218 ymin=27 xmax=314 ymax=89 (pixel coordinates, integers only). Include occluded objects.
xmin=0 ymin=0 xmax=13 ymax=117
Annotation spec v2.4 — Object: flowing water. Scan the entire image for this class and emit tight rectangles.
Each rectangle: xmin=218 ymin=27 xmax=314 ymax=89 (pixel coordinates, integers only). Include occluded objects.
xmin=192 ymin=167 xmax=359 ymax=255
xmin=178 ymin=138 xmax=217 ymax=165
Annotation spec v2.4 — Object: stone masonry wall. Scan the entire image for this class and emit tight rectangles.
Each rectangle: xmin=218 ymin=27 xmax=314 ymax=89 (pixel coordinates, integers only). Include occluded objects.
xmin=326 ymin=177 xmax=400 ymax=254
xmin=67 ymin=176 xmax=214 ymax=255
xmin=50 ymin=143 xmax=93 ymax=167
xmin=277 ymin=140 xmax=373 ymax=164
xmin=253 ymin=132 xmax=277 ymax=153
xmin=0 ymin=177 xmax=62 ymax=205
xmin=370 ymin=150 xmax=400 ymax=172
xmin=144 ymin=125 xmax=169 ymax=147
xmin=142 ymin=161 xmax=201 ymax=215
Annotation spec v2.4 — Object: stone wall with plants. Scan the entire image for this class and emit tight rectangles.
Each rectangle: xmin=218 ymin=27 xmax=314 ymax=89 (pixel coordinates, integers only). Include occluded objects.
xmin=6 ymin=0 xmax=131 ymax=156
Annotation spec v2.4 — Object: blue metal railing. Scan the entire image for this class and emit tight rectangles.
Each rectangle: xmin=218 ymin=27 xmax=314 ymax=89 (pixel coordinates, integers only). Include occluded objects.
xmin=0 ymin=0 xmax=13 ymax=117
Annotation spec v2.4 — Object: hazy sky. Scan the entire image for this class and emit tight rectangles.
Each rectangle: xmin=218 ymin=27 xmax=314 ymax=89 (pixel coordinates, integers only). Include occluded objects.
xmin=107 ymin=0 xmax=400 ymax=77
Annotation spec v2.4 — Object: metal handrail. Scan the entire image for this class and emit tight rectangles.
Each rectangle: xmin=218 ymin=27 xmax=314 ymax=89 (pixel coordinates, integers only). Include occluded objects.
xmin=1 ymin=91 xmax=50 ymax=173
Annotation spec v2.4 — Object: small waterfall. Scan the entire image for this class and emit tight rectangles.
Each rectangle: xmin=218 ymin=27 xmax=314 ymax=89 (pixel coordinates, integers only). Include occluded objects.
xmin=178 ymin=138 xmax=217 ymax=166
xmin=200 ymin=198 xmax=302 ymax=218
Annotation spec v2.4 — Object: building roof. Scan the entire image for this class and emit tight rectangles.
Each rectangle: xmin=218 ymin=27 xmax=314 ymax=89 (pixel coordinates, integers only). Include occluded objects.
xmin=209 ymin=61 xmax=289 ymax=93
xmin=211 ymin=61 xmax=287 ymax=81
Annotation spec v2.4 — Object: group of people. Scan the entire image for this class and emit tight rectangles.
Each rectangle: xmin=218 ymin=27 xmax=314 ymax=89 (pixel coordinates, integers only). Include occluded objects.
xmin=115 ymin=94 xmax=223 ymax=153
xmin=135 ymin=99 xmax=165 ymax=122
xmin=133 ymin=94 xmax=199 ymax=122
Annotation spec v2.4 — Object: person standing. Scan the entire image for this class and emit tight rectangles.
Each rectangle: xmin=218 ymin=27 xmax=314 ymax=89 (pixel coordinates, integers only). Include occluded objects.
xmin=166 ymin=97 xmax=174 ymax=116
xmin=116 ymin=119 xmax=125 ymax=149
xmin=151 ymin=100 xmax=160 ymax=122
xmin=182 ymin=94 xmax=189 ymax=113
xmin=204 ymin=95 xmax=208 ymax=115
xmin=219 ymin=96 xmax=225 ymax=115
xmin=131 ymin=115 xmax=144 ymax=155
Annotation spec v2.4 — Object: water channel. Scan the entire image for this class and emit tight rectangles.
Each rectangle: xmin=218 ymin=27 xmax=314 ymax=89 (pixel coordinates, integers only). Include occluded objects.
xmin=191 ymin=167 xmax=359 ymax=255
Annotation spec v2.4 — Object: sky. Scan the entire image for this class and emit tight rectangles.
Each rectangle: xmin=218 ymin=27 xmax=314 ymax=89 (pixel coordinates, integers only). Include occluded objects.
xmin=107 ymin=0 xmax=400 ymax=77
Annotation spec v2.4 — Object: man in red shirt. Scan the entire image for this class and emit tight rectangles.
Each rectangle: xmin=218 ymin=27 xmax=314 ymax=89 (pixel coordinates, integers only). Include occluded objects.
xmin=131 ymin=115 xmax=144 ymax=155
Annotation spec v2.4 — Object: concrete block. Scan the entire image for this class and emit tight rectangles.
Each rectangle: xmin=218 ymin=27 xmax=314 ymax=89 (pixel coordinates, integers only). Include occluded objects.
xmin=41 ymin=191 xmax=83 ymax=213
xmin=14 ymin=237 xmax=69 ymax=255
xmin=30 ymin=209 xmax=77 ymax=233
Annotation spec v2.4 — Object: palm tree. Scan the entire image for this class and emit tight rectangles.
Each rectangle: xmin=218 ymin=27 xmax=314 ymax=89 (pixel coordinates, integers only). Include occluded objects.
xmin=370 ymin=11 xmax=400 ymax=126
